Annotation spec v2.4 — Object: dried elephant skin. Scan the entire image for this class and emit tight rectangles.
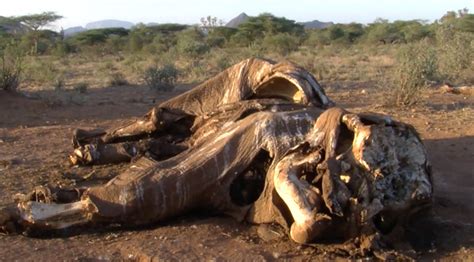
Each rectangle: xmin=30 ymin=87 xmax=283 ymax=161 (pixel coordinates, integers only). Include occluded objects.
xmin=0 ymin=59 xmax=432 ymax=253
xmin=69 ymin=58 xmax=333 ymax=165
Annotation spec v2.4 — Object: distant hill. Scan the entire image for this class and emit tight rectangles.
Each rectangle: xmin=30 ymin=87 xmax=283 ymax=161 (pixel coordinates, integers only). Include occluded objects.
xmin=63 ymin=26 xmax=86 ymax=37
xmin=300 ymin=20 xmax=334 ymax=29
xmin=85 ymin=19 xmax=134 ymax=30
xmin=226 ymin=12 xmax=250 ymax=28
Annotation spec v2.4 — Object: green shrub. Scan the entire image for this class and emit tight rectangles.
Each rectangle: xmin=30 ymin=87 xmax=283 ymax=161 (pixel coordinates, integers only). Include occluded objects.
xmin=108 ymin=72 xmax=128 ymax=86
xmin=206 ymin=35 xmax=226 ymax=48
xmin=53 ymin=76 xmax=64 ymax=90
xmin=262 ymin=33 xmax=299 ymax=56
xmin=143 ymin=64 xmax=179 ymax=91
xmin=0 ymin=45 xmax=23 ymax=91
xmin=53 ymin=41 xmax=73 ymax=57
xmin=436 ymin=26 xmax=473 ymax=84
xmin=128 ymin=33 xmax=144 ymax=52
xmin=391 ymin=41 xmax=437 ymax=106
xmin=175 ymin=27 xmax=209 ymax=58
xmin=69 ymin=28 xmax=129 ymax=46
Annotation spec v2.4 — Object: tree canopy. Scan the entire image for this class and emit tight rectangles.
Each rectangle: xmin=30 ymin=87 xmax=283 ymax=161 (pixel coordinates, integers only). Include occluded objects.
xmin=17 ymin=12 xmax=62 ymax=31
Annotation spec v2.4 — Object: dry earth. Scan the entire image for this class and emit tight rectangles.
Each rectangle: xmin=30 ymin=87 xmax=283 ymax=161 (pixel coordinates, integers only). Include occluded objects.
xmin=0 ymin=83 xmax=473 ymax=261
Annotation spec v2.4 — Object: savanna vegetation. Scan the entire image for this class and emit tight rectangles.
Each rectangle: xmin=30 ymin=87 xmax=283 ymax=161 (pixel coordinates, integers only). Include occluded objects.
xmin=0 ymin=10 xmax=473 ymax=106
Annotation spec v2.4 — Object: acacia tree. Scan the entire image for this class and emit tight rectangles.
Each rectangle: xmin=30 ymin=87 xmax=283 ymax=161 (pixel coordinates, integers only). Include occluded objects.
xmin=16 ymin=11 xmax=62 ymax=55
xmin=232 ymin=13 xmax=304 ymax=46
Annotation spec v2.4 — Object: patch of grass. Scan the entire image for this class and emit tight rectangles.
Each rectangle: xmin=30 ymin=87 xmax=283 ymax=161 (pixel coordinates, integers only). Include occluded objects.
xmin=23 ymin=58 xmax=58 ymax=86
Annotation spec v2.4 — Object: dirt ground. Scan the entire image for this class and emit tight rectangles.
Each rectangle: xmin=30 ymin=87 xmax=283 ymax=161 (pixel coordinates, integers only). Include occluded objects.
xmin=0 ymin=82 xmax=473 ymax=261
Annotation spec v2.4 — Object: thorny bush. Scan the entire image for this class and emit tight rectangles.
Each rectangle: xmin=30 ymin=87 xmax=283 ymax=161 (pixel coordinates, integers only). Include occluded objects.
xmin=144 ymin=64 xmax=179 ymax=92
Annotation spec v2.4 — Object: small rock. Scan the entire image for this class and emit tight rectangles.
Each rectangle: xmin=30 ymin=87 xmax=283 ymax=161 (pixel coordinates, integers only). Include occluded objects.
xmin=272 ymin=252 xmax=281 ymax=259
xmin=158 ymin=235 xmax=166 ymax=240
xmin=190 ymin=225 xmax=197 ymax=229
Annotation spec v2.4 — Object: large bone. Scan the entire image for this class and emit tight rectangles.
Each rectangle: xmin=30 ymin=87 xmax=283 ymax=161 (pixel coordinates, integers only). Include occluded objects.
xmin=18 ymin=199 xmax=97 ymax=229
xmin=273 ymin=151 xmax=332 ymax=243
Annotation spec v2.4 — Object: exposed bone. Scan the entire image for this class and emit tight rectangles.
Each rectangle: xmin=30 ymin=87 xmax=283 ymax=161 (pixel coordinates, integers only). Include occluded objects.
xmin=440 ymin=83 xmax=474 ymax=96
xmin=18 ymin=199 xmax=97 ymax=229
xmin=273 ymin=152 xmax=328 ymax=243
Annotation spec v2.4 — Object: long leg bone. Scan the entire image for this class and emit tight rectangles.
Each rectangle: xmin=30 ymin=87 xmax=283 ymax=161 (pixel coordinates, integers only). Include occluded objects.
xmin=273 ymin=151 xmax=332 ymax=243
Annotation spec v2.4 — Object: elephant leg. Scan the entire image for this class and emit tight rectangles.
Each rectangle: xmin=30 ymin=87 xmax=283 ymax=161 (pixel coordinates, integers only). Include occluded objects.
xmin=69 ymin=138 xmax=187 ymax=165
xmin=1 ymin=187 xmax=96 ymax=232
xmin=101 ymin=108 xmax=161 ymax=144
xmin=17 ymin=199 xmax=97 ymax=229
xmin=99 ymin=107 xmax=192 ymax=144
xmin=72 ymin=107 xmax=165 ymax=148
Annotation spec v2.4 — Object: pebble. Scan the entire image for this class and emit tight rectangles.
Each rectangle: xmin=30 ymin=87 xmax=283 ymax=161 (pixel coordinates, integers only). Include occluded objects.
xmin=158 ymin=235 xmax=167 ymax=240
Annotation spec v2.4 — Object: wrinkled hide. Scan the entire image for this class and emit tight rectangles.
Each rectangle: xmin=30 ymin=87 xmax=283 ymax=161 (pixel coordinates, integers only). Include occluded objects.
xmin=0 ymin=58 xmax=433 ymax=252
xmin=71 ymin=58 xmax=333 ymax=156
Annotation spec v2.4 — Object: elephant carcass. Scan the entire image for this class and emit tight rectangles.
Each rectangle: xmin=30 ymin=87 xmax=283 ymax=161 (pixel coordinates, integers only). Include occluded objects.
xmin=1 ymin=106 xmax=432 ymax=249
xmin=0 ymin=58 xmax=432 ymax=251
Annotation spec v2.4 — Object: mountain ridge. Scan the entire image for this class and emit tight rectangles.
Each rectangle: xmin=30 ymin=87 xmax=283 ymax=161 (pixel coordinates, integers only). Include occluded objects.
xmin=85 ymin=19 xmax=134 ymax=30
xmin=60 ymin=13 xmax=336 ymax=37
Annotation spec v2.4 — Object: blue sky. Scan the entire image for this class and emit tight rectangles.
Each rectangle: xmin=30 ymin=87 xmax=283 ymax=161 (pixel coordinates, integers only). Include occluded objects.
xmin=2 ymin=0 xmax=473 ymax=29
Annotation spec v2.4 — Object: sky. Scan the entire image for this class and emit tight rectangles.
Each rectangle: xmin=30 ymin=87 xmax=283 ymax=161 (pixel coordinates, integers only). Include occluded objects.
xmin=1 ymin=0 xmax=473 ymax=30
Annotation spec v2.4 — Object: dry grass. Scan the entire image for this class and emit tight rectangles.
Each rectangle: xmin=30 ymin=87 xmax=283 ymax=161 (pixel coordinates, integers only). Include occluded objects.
xmin=18 ymin=47 xmax=398 ymax=104
xmin=16 ymin=43 xmax=472 ymax=110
